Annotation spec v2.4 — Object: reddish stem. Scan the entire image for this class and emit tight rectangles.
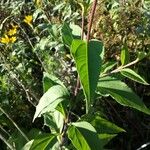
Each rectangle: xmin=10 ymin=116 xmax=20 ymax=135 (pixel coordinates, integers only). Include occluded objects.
xmin=86 ymin=0 xmax=98 ymax=42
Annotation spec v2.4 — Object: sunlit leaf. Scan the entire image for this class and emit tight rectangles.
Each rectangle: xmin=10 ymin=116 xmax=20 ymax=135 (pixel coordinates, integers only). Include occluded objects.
xmin=121 ymin=44 xmax=129 ymax=65
xmin=68 ymin=121 xmax=102 ymax=150
xmin=42 ymin=72 xmax=65 ymax=93
xmin=30 ymin=134 xmax=57 ymax=150
xmin=121 ymin=68 xmax=149 ymax=85
xmin=97 ymin=76 xmax=150 ymax=115
xmin=71 ymin=39 xmax=103 ymax=112
xmin=33 ymin=85 xmax=69 ymax=121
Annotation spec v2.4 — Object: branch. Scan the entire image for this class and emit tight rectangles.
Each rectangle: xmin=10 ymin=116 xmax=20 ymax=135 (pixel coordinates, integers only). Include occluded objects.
xmin=0 ymin=107 xmax=29 ymax=142
xmin=0 ymin=134 xmax=15 ymax=150
xmin=86 ymin=0 xmax=98 ymax=42
xmin=10 ymin=73 xmax=37 ymax=106
xmin=101 ymin=58 xmax=139 ymax=77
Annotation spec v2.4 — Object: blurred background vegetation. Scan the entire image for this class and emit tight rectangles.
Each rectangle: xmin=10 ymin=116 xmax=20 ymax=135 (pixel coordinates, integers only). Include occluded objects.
xmin=0 ymin=0 xmax=150 ymax=149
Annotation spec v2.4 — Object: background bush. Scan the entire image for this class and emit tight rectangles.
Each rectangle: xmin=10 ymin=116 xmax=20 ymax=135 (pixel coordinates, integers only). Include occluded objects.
xmin=0 ymin=0 xmax=150 ymax=149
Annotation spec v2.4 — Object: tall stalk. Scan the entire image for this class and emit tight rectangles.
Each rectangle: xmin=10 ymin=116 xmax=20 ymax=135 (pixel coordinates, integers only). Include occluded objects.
xmin=86 ymin=0 xmax=98 ymax=42
xmin=0 ymin=107 xmax=29 ymax=142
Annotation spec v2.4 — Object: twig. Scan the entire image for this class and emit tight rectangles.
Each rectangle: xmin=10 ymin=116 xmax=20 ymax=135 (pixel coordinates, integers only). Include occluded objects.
xmin=0 ymin=55 xmax=37 ymax=106
xmin=0 ymin=125 xmax=11 ymax=137
xmin=10 ymin=73 xmax=36 ymax=106
xmin=0 ymin=107 xmax=29 ymax=142
xmin=0 ymin=134 xmax=15 ymax=150
xmin=101 ymin=58 xmax=139 ymax=77
xmin=13 ymin=20 xmax=46 ymax=71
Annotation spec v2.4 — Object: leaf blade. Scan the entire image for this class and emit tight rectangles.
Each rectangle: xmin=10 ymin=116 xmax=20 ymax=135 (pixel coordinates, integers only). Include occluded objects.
xmin=30 ymin=134 xmax=57 ymax=150
xmin=121 ymin=68 xmax=149 ymax=85
xmin=70 ymin=39 xmax=103 ymax=111
xmin=68 ymin=121 xmax=102 ymax=150
xmin=97 ymin=76 xmax=150 ymax=115
xmin=33 ymin=85 xmax=69 ymax=121
xmin=121 ymin=45 xmax=130 ymax=65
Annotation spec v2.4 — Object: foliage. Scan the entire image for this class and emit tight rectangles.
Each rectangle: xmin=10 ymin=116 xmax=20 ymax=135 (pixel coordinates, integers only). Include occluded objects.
xmin=0 ymin=0 xmax=150 ymax=150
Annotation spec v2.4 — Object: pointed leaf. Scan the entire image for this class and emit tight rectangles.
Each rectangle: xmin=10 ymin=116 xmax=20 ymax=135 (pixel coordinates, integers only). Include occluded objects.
xmin=30 ymin=134 xmax=57 ymax=150
xmin=97 ymin=76 xmax=150 ymax=115
xmin=68 ymin=121 xmax=102 ymax=150
xmin=101 ymin=61 xmax=117 ymax=74
xmin=82 ymin=114 xmax=125 ymax=147
xmin=42 ymin=72 xmax=65 ymax=93
xmin=55 ymin=102 xmax=68 ymax=118
xmin=61 ymin=23 xmax=73 ymax=46
xmin=43 ymin=113 xmax=59 ymax=133
xmin=33 ymin=85 xmax=69 ymax=121
xmin=22 ymin=140 xmax=34 ymax=150
xmin=120 ymin=68 xmax=149 ymax=85
xmin=98 ymin=134 xmax=117 ymax=147
xmin=71 ymin=39 xmax=103 ymax=111
xmin=82 ymin=114 xmax=125 ymax=134
xmin=121 ymin=45 xmax=129 ymax=65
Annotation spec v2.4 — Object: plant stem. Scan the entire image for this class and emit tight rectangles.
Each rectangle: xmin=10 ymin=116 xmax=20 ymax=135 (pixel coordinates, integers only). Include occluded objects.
xmin=74 ymin=4 xmax=85 ymax=96
xmin=81 ymin=8 xmax=85 ymax=40
xmin=14 ymin=20 xmax=46 ymax=71
xmin=86 ymin=0 xmax=98 ymax=42
xmin=0 ymin=125 xmax=11 ymax=137
xmin=0 ymin=134 xmax=15 ymax=150
xmin=0 ymin=107 xmax=29 ymax=142
xmin=101 ymin=58 xmax=139 ymax=77
xmin=74 ymin=0 xmax=98 ymax=97
xmin=86 ymin=0 xmax=98 ymax=113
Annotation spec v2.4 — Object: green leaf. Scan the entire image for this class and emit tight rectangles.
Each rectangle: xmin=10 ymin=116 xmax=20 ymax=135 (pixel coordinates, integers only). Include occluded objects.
xmin=121 ymin=68 xmax=149 ymax=85
xmin=44 ymin=111 xmax=64 ymax=134
xmin=33 ymin=85 xmax=69 ymax=121
xmin=68 ymin=121 xmax=102 ymax=150
xmin=27 ymin=128 xmax=42 ymax=140
xmin=42 ymin=73 xmax=68 ymax=118
xmin=61 ymin=23 xmax=73 ymax=47
xmin=82 ymin=114 xmax=125 ymax=134
xmin=55 ymin=102 xmax=68 ymax=118
xmin=82 ymin=114 xmax=125 ymax=146
xmin=43 ymin=113 xmax=59 ymax=134
xmin=8 ymin=130 xmax=27 ymax=150
xmin=70 ymin=23 xmax=82 ymax=38
xmin=98 ymin=133 xmax=117 ymax=147
xmin=97 ymin=76 xmax=150 ymax=115
xmin=42 ymin=72 xmax=65 ymax=93
xmin=137 ymin=51 xmax=147 ymax=61
xmin=101 ymin=61 xmax=117 ymax=74
xmin=22 ymin=140 xmax=34 ymax=150
xmin=71 ymin=39 xmax=103 ymax=111
xmin=121 ymin=44 xmax=129 ymax=65
xmin=29 ymin=134 xmax=57 ymax=150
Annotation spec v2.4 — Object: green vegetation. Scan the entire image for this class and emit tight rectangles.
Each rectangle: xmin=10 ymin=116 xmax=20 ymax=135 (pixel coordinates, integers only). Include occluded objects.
xmin=0 ymin=0 xmax=150 ymax=149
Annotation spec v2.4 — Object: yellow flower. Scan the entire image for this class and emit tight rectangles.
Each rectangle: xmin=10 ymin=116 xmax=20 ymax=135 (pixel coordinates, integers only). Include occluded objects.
xmin=0 ymin=35 xmax=17 ymax=44
xmin=10 ymin=36 xmax=17 ymax=43
xmin=8 ymin=28 xmax=17 ymax=36
xmin=0 ymin=35 xmax=10 ymax=44
xmin=23 ymin=15 xmax=33 ymax=26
